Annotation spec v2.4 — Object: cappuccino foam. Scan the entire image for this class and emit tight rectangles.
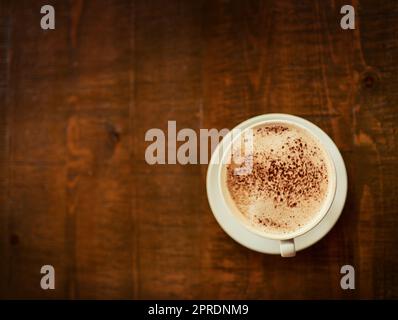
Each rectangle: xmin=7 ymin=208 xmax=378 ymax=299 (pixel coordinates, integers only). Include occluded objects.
xmin=224 ymin=123 xmax=332 ymax=235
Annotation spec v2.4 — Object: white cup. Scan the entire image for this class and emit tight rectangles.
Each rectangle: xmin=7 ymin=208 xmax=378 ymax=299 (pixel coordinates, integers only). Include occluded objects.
xmin=211 ymin=114 xmax=337 ymax=257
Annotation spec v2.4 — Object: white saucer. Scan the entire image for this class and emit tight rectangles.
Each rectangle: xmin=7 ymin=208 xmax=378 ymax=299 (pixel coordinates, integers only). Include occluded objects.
xmin=206 ymin=114 xmax=347 ymax=254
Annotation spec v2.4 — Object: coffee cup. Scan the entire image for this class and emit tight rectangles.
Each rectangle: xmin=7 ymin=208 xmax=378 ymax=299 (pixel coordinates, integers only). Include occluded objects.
xmin=207 ymin=114 xmax=338 ymax=257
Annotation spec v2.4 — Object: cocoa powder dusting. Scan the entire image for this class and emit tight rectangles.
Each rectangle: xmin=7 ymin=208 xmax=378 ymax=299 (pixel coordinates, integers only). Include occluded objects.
xmin=226 ymin=124 xmax=329 ymax=231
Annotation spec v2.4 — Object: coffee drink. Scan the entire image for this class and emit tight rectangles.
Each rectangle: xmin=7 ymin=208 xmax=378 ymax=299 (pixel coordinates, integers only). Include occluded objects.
xmin=223 ymin=122 xmax=333 ymax=235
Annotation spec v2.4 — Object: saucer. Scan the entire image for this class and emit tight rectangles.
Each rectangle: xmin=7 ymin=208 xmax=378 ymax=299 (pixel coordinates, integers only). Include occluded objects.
xmin=206 ymin=114 xmax=347 ymax=254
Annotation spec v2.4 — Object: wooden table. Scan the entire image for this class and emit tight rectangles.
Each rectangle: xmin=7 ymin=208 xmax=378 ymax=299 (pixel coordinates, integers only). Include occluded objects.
xmin=0 ymin=0 xmax=397 ymax=299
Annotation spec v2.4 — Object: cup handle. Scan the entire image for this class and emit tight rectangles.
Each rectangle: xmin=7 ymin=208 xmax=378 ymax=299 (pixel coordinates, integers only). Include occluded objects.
xmin=280 ymin=239 xmax=296 ymax=257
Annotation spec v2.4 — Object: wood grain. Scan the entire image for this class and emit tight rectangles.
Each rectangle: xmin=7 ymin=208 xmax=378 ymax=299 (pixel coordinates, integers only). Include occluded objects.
xmin=0 ymin=0 xmax=397 ymax=299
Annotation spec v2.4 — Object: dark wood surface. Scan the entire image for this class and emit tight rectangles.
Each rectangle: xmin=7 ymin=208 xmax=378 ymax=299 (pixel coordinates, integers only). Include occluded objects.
xmin=0 ymin=0 xmax=397 ymax=299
